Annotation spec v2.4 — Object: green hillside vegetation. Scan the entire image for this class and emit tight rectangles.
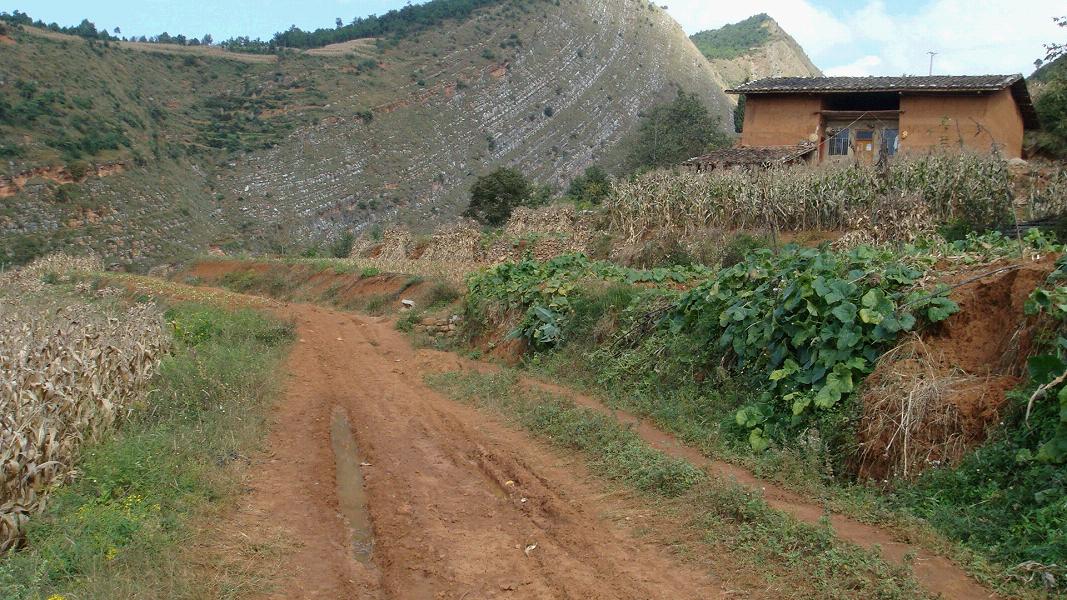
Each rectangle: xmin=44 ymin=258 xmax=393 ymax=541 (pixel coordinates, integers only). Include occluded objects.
xmin=690 ymin=13 xmax=772 ymax=60
xmin=266 ymin=0 xmax=532 ymax=52
xmin=1032 ymin=54 xmax=1067 ymax=84
xmin=1 ymin=0 xmax=735 ymax=269
xmin=0 ymin=23 xmax=331 ymax=169
xmin=0 ymin=10 xmax=119 ymax=41
xmin=1032 ymin=24 xmax=1067 ymax=157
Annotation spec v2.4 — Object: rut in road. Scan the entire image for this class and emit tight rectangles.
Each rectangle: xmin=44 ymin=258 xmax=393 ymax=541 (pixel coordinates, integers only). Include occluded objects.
xmin=210 ymin=302 xmax=729 ymax=599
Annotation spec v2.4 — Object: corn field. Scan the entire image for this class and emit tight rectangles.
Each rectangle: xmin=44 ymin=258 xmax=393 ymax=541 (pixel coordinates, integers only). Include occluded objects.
xmin=0 ymin=261 xmax=170 ymax=551
xmin=0 ymin=254 xmax=103 ymax=295
xmin=606 ymin=154 xmax=1015 ymax=243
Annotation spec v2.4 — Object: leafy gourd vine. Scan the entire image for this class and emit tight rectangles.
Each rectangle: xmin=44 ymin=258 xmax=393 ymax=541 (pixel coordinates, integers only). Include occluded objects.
xmin=669 ymin=244 xmax=959 ymax=450
xmin=466 ymin=253 xmax=709 ymax=346
xmin=1022 ymin=254 xmax=1067 ymax=463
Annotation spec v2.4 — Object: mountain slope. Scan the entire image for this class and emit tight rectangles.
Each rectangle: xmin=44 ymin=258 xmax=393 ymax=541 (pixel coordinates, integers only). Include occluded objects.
xmin=1 ymin=0 xmax=733 ymax=267
xmin=692 ymin=14 xmax=822 ymax=100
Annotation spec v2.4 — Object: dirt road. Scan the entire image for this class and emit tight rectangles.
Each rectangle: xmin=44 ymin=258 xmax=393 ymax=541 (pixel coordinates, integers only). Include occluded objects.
xmin=217 ymin=302 xmax=728 ymax=599
xmin=198 ymin=297 xmax=998 ymax=600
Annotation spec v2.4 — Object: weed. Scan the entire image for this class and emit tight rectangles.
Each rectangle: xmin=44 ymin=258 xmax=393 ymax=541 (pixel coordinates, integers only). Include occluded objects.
xmin=361 ymin=294 xmax=390 ymax=315
xmin=219 ymin=269 xmax=258 ymax=293
xmin=395 ymin=310 xmax=422 ymax=333
xmin=401 ymin=275 xmax=424 ymax=292
xmin=426 ymin=281 xmax=460 ymax=307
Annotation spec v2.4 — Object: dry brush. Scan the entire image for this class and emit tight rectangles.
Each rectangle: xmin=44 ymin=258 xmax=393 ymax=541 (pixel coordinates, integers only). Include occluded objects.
xmin=606 ymin=154 xmax=1015 ymax=244
xmin=0 ymin=260 xmax=170 ymax=551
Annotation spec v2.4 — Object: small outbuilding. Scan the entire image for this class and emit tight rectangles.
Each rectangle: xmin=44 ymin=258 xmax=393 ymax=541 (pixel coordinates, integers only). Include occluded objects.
xmin=721 ymin=75 xmax=1039 ymax=164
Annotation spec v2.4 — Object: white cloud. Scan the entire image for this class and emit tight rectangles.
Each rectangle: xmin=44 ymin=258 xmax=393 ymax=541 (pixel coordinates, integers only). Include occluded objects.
xmin=824 ymin=55 xmax=882 ymax=76
xmin=667 ymin=0 xmax=1065 ymax=76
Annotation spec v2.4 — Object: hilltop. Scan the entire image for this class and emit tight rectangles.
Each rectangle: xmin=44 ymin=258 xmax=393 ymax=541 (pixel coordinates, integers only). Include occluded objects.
xmin=0 ymin=1 xmax=821 ymax=268
xmin=691 ymin=14 xmax=821 ymax=97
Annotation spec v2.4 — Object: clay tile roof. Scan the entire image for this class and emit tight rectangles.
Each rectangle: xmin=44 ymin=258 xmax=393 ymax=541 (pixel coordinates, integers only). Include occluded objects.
xmin=727 ymin=75 xmax=1024 ymax=94
xmin=727 ymin=75 xmax=1039 ymax=129
xmin=683 ymin=143 xmax=816 ymax=167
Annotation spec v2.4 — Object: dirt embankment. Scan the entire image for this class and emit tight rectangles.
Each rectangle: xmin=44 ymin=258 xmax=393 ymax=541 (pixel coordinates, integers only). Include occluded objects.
xmin=857 ymin=254 xmax=1058 ymax=480
xmin=178 ymin=260 xmax=443 ymax=312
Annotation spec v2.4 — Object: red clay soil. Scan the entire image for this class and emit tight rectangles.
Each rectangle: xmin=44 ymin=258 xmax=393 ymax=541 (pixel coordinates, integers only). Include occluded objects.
xmin=856 ymin=254 xmax=1058 ymax=479
xmin=183 ymin=259 xmax=274 ymax=279
xmin=200 ymin=302 xmax=731 ymax=599
xmin=181 ymin=260 xmax=434 ymax=308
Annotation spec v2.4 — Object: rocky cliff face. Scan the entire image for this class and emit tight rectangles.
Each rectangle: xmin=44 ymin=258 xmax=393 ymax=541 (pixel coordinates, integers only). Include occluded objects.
xmin=216 ymin=0 xmax=734 ymax=245
xmin=694 ymin=15 xmax=822 ymax=103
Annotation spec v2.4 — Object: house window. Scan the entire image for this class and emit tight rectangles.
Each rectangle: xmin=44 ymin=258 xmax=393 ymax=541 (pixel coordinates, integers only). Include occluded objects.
xmin=828 ymin=129 xmax=850 ymax=156
xmin=882 ymin=128 xmax=899 ymax=156
xmin=855 ymin=130 xmax=874 ymax=141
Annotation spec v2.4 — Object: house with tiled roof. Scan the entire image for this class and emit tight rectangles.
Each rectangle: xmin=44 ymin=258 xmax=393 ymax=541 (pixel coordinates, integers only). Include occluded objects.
xmin=686 ymin=75 xmax=1039 ymax=170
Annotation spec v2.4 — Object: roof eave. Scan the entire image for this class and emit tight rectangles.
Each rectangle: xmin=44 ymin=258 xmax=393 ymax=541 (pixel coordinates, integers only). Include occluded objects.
xmin=729 ymin=87 xmax=1008 ymax=95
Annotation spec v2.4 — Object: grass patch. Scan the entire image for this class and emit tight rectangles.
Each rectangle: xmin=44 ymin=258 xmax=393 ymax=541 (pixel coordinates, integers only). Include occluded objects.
xmin=427 ymin=370 xmax=703 ymax=496
xmin=0 ymin=303 xmax=293 ymax=599
xmin=426 ymin=281 xmax=460 ymax=307
xmin=427 ymin=369 xmax=929 ymax=598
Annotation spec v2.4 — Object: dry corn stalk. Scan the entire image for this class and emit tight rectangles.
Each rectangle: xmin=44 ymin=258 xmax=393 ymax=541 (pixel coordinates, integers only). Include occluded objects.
xmin=0 ymin=300 xmax=169 ymax=551
xmin=0 ymin=254 xmax=103 ymax=295
xmin=605 ymin=154 xmax=1013 ymax=244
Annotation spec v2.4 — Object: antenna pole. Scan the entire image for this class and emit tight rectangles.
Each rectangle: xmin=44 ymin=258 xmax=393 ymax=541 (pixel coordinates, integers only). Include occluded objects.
xmin=927 ymin=51 xmax=937 ymax=75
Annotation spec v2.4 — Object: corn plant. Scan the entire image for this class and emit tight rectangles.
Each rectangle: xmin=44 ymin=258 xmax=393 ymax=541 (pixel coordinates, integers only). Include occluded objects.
xmin=606 ymin=154 xmax=1014 ymax=243
xmin=0 ymin=298 xmax=169 ymax=551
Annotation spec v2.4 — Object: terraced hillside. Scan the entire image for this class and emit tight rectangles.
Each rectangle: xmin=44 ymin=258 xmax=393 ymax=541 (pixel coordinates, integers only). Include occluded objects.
xmin=1 ymin=1 xmax=814 ymax=268
xmin=692 ymin=14 xmax=821 ymax=97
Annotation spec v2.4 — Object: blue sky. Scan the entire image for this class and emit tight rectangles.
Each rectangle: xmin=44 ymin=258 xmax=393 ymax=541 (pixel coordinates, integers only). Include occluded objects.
xmin=3 ymin=0 xmax=1061 ymax=75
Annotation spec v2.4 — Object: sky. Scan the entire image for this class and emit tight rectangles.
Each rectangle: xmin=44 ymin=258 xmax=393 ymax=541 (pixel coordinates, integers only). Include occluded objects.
xmin=3 ymin=0 xmax=1062 ymax=76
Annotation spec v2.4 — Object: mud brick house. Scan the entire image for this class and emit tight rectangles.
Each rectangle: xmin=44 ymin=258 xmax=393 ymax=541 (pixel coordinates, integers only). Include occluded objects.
xmin=686 ymin=75 xmax=1039 ymax=170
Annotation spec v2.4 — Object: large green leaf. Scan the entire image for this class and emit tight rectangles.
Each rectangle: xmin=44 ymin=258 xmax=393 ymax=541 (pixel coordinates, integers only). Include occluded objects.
xmin=831 ymin=302 xmax=857 ymax=323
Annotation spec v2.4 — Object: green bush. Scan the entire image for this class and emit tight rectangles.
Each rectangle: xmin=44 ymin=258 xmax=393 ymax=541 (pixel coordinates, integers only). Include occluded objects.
xmin=67 ymin=160 xmax=91 ymax=180
xmin=52 ymin=183 xmax=81 ymax=204
xmin=426 ymin=281 xmax=460 ymax=306
xmin=627 ymin=90 xmax=729 ymax=171
xmin=719 ymin=232 xmax=768 ymax=267
xmin=466 ymin=253 xmax=709 ymax=347
xmin=462 ymin=167 xmax=532 ymax=226
xmin=329 ymin=232 xmax=355 ymax=258
xmin=565 ymin=165 xmax=611 ymax=206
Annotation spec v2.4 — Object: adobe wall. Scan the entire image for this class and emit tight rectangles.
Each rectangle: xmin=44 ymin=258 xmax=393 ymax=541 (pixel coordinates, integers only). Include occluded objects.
xmin=740 ymin=95 xmax=822 ymax=146
xmin=899 ymin=89 xmax=1023 ymax=158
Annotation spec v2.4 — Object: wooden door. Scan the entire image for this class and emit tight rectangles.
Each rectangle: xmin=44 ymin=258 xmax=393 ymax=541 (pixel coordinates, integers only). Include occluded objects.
xmin=854 ymin=129 xmax=875 ymax=164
